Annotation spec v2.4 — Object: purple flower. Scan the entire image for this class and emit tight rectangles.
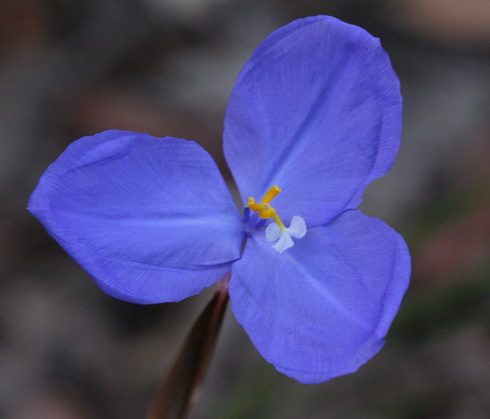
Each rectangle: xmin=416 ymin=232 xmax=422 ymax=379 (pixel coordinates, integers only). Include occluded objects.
xmin=28 ymin=16 xmax=410 ymax=383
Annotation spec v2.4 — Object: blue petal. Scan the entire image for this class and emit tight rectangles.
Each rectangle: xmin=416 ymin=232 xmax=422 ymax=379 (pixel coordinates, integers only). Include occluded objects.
xmin=29 ymin=130 xmax=244 ymax=304
xmin=224 ymin=16 xmax=402 ymax=227
xmin=229 ymin=210 xmax=410 ymax=383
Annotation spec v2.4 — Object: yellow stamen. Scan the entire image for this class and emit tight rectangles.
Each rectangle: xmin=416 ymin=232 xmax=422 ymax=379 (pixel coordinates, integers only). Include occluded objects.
xmin=269 ymin=208 xmax=287 ymax=231
xmin=261 ymin=186 xmax=282 ymax=203
xmin=247 ymin=197 xmax=261 ymax=212
xmin=247 ymin=186 xmax=287 ymax=231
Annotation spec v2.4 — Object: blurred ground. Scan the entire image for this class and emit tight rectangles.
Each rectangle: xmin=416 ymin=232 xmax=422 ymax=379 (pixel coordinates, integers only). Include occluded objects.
xmin=1 ymin=0 xmax=489 ymax=418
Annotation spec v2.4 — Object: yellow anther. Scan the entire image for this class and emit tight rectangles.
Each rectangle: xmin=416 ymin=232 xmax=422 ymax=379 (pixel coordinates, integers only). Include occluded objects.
xmin=258 ymin=204 xmax=273 ymax=219
xmin=261 ymin=186 xmax=282 ymax=204
xmin=247 ymin=197 xmax=261 ymax=212
xmin=247 ymin=186 xmax=287 ymax=231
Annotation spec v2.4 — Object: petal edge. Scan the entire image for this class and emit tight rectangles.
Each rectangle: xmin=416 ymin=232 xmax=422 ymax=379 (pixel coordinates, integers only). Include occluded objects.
xmin=29 ymin=130 xmax=244 ymax=304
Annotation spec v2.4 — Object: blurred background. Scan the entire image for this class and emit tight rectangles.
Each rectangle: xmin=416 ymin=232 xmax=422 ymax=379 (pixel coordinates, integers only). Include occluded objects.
xmin=1 ymin=0 xmax=489 ymax=418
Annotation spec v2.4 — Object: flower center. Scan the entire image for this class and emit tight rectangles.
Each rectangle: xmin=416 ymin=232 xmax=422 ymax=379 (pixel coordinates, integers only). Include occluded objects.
xmin=246 ymin=186 xmax=307 ymax=253
xmin=247 ymin=186 xmax=286 ymax=230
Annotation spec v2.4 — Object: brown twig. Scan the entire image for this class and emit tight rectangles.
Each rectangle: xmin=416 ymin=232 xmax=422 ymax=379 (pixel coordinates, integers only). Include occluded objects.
xmin=146 ymin=274 xmax=230 ymax=419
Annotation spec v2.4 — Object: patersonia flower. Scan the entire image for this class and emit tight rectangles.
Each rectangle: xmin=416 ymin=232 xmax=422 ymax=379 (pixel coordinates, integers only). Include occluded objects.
xmin=28 ymin=16 xmax=410 ymax=384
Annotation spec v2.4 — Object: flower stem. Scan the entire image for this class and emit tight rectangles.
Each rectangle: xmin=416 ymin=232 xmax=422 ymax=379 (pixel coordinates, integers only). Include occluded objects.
xmin=146 ymin=274 xmax=230 ymax=419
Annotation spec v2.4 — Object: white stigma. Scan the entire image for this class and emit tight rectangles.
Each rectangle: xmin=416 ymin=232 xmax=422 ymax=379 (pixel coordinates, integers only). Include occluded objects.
xmin=265 ymin=216 xmax=307 ymax=253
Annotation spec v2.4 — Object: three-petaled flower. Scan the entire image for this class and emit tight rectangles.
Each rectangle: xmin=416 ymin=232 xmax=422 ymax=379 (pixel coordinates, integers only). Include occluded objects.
xmin=28 ymin=16 xmax=410 ymax=384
